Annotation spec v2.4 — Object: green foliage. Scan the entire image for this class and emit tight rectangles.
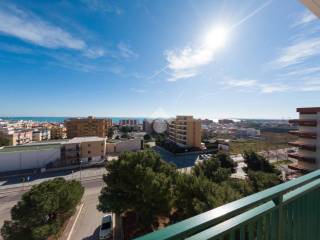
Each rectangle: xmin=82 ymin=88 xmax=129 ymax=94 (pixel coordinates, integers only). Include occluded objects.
xmin=223 ymin=179 xmax=254 ymax=197
xmin=107 ymin=127 xmax=114 ymax=139
xmin=0 ymin=138 xmax=10 ymax=147
xmin=243 ymin=150 xmax=279 ymax=174
xmin=216 ymin=152 xmax=237 ymax=172
xmin=97 ymin=151 xmax=176 ymax=228
xmin=1 ymin=178 xmax=84 ymax=240
xmin=247 ymin=170 xmax=281 ymax=192
xmin=143 ymin=134 xmax=151 ymax=141
xmin=172 ymin=174 xmax=241 ymax=220
xmin=120 ymin=126 xmax=133 ymax=133
xmin=192 ymin=154 xmax=234 ymax=183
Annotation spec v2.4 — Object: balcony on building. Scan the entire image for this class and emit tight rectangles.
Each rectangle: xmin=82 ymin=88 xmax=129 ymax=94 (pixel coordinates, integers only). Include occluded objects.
xmin=288 ymin=119 xmax=317 ymax=126
xmin=288 ymin=141 xmax=317 ymax=151
xmin=288 ymin=130 xmax=317 ymax=139
xmin=288 ymin=152 xmax=316 ymax=163
xmin=135 ymin=170 xmax=320 ymax=240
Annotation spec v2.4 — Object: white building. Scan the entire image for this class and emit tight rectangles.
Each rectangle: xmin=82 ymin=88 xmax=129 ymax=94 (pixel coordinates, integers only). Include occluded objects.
xmin=0 ymin=144 xmax=61 ymax=173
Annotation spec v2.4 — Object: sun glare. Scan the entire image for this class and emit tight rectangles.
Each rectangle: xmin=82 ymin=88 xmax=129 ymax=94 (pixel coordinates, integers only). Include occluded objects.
xmin=203 ymin=26 xmax=229 ymax=50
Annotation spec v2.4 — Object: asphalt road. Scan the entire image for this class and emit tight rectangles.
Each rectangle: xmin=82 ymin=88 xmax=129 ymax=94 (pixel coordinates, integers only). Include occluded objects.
xmin=0 ymin=178 xmax=105 ymax=240
xmin=68 ymin=180 xmax=105 ymax=240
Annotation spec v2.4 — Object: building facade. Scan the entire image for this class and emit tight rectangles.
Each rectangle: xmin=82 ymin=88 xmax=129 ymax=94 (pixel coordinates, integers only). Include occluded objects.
xmin=105 ymin=138 xmax=143 ymax=154
xmin=119 ymin=119 xmax=138 ymax=126
xmin=0 ymin=128 xmax=33 ymax=146
xmin=65 ymin=116 xmax=112 ymax=139
xmin=168 ymin=116 xmax=202 ymax=148
xmin=50 ymin=126 xmax=66 ymax=139
xmin=288 ymin=107 xmax=320 ymax=171
xmin=0 ymin=144 xmax=61 ymax=173
xmin=32 ymin=128 xmax=51 ymax=142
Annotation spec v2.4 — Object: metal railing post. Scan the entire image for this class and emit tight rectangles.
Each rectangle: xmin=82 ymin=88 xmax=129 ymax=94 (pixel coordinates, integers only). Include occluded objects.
xmin=273 ymin=194 xmax=284 ymax=240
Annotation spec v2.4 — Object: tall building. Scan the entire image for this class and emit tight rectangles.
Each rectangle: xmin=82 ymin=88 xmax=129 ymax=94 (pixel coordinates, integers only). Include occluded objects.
xmin=168 ymin=116 xmax=202 ymax=148
xmin=65 ymin=116 xmax=112 ymax=139
xmin=288 ymin=107 xmax=320 ymax=171
xmin=50 ymin=125 xmax=67 ymax=139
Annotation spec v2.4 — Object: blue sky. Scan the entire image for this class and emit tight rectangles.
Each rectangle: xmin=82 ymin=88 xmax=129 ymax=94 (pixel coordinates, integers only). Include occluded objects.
xmin=0 ymin=0 xmax=319 ymax=119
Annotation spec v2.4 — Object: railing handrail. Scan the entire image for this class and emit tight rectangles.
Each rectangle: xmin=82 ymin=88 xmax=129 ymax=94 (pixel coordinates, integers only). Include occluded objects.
xmin=135 ymin=169 xmax=320 ymax=240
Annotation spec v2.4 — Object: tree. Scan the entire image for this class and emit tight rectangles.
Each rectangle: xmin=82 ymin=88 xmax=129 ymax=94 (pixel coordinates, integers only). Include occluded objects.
xmin=0 ymin=138 xmax=9 ymax=147
xmin=107 ymin=127 xmax=114 ymax=139
xmin=243 ymin=150 xmax=279 ymax=174
xmin=192 ymin=156 xmax=231 ymax=183
xmin=172 ymin=174 xmax=241 ymax=221
xmin=216 ymin=152 xmax=237 ymax=173
xmin=97 ymin=151 xmax=177 ymax=229
xmin=247 ymin=170 xmax=281 ymax=192
xmin=143 ymin=134 xmax=151 ymax=141
xmin=1 ymin=178 xmax=84 ymax=240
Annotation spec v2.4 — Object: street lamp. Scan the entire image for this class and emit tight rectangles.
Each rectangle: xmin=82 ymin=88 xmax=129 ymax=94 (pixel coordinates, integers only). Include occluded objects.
xmin=79 ymin=160 xmax=83 ymax=181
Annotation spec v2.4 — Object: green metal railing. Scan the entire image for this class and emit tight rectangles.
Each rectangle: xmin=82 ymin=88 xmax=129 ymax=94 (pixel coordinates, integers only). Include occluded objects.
xmin=135 ymin=169 xmax=320 ymax=240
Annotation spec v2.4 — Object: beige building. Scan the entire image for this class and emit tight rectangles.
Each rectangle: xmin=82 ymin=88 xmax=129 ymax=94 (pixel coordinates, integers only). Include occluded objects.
xmin=288 ymin=107 xmax=320 ymax=171
xmin=0 ymin=128 xmax=33 ymax=146
xmin=168 ymin=116 xmax=202 ymax=148
xmin=65 ymin=116 xmax=112 ymax=139
xmin=106 ymin=138 xmax=143 ymax=154
xmin=50 ymin=126 xmax=66 ymax=139
xmin=62 ymin=137 xmax=106 ymax=165
xmin=300 ymin=0 xmax=320 ymax=17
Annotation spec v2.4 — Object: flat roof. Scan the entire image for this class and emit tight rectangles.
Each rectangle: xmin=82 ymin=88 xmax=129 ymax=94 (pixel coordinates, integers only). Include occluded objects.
xmin=68 ymin=136 xmax=106 ymax=143
xmin=0 ymin=143 xmax=61 ymax=153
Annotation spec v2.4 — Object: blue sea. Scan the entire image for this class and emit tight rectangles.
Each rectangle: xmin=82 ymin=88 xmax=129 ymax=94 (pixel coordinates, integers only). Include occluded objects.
xmin=0 ymin=116 xmax=145 ymax=124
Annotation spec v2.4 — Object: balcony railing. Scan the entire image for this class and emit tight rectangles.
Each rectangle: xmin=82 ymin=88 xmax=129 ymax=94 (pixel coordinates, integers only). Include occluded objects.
xmin=288 ymin=141 xmax=317 ymax=151
xmin=135 ymin=169 xmax=320 ymax=240
xmin=288 ymin=152 xmax=316 ymax=163
xmin=288 ymin=119 xmax=317 ymax=126
xmin=288 ymin=130 xmax=317 ymax=139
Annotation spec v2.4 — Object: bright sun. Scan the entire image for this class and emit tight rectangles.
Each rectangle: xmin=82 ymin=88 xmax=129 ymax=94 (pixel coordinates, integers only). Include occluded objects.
xmin=203 ymin=26 xmax=229 ymax=50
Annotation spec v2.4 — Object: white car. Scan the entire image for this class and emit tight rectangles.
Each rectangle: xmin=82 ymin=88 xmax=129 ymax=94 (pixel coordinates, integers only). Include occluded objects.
xmin=99 ymin=214 xmax=112 ymax=240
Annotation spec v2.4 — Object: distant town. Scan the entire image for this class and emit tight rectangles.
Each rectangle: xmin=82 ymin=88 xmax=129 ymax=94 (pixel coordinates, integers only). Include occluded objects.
xmin=0 ymin=108 xmax=312 ymax=178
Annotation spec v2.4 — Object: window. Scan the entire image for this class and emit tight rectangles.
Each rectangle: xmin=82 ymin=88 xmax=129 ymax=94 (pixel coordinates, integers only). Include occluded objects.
xmin=88 ymin=151 xmax=91 ymax=154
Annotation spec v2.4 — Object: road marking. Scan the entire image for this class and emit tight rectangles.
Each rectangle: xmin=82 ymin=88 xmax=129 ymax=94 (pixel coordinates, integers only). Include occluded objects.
xmin=66 ymin=202 xmax=84 ymax=240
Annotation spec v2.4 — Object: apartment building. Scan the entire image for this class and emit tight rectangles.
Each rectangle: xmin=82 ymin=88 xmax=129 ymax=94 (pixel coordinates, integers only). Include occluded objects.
xmin=119 ymin=119 xmax=138 ymax=126
xmin=50 ymin=125 xmax=66 ymax=139
xmin=32 ymin=128 xmax=51 ymax=142
xmin=65 ymin=116 xmax=112 ymax=139
xmin=300 ymin=0 xmax=320 ymax=17
xmin=288 ymin=107 xmax=320 ymax=171
xmin=168 ymin=116 xmax=202 ymax=148
xmin=0 ymin=127 xmax=33 ymax=146
xmin=61 ymin=136 xmax=106 ymax=165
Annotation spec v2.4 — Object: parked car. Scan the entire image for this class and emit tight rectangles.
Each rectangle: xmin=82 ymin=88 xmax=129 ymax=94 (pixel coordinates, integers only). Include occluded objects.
xmin=99 ymin=214 xmax=112 ymax=240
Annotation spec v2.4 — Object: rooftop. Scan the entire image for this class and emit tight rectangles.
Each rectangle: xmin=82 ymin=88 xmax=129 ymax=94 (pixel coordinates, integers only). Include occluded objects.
xmin=68 ymin=136 xmax=106 ymax=143
xmin=0 ymin=144 xmax=61 ymax=153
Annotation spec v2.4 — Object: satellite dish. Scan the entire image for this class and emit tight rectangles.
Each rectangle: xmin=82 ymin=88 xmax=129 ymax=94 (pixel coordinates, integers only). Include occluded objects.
xmin=153 ymin=119 xmax=168 ymax=134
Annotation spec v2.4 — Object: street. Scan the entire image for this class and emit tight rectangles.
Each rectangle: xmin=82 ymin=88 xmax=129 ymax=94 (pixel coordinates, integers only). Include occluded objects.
xmin=0 ymin=174 xmax=105 ymax=240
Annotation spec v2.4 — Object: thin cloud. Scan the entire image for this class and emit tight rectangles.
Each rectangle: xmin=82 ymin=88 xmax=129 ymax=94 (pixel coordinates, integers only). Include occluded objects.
xmin=221 ymin=77 xmax=291 ymax=94
xmin=0 ymin=5 xmax=86 ymax=50
xmin=292 ymin=10 xmax=317 ymax=27
xmin=272 ymin=37 xmax=320 ymax=68
xmin=117 ymin=42 xmax=139 ymax=60
xmin=80 ymin=0 xmax=123 ymax=15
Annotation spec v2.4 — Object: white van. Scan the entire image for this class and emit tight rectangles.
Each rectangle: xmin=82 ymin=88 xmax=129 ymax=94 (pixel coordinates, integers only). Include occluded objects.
xmin=99 ymin=214 xmax=112 ymax=240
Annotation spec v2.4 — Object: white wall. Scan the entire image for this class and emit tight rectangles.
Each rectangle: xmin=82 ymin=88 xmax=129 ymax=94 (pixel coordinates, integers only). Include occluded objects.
xmin=0 ymin=148 xmax=60 ymax=173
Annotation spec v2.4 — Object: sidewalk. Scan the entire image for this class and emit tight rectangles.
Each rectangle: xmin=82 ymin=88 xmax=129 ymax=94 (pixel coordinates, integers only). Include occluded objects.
xmin=0 ymin=167 xmax=106 ymax=193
